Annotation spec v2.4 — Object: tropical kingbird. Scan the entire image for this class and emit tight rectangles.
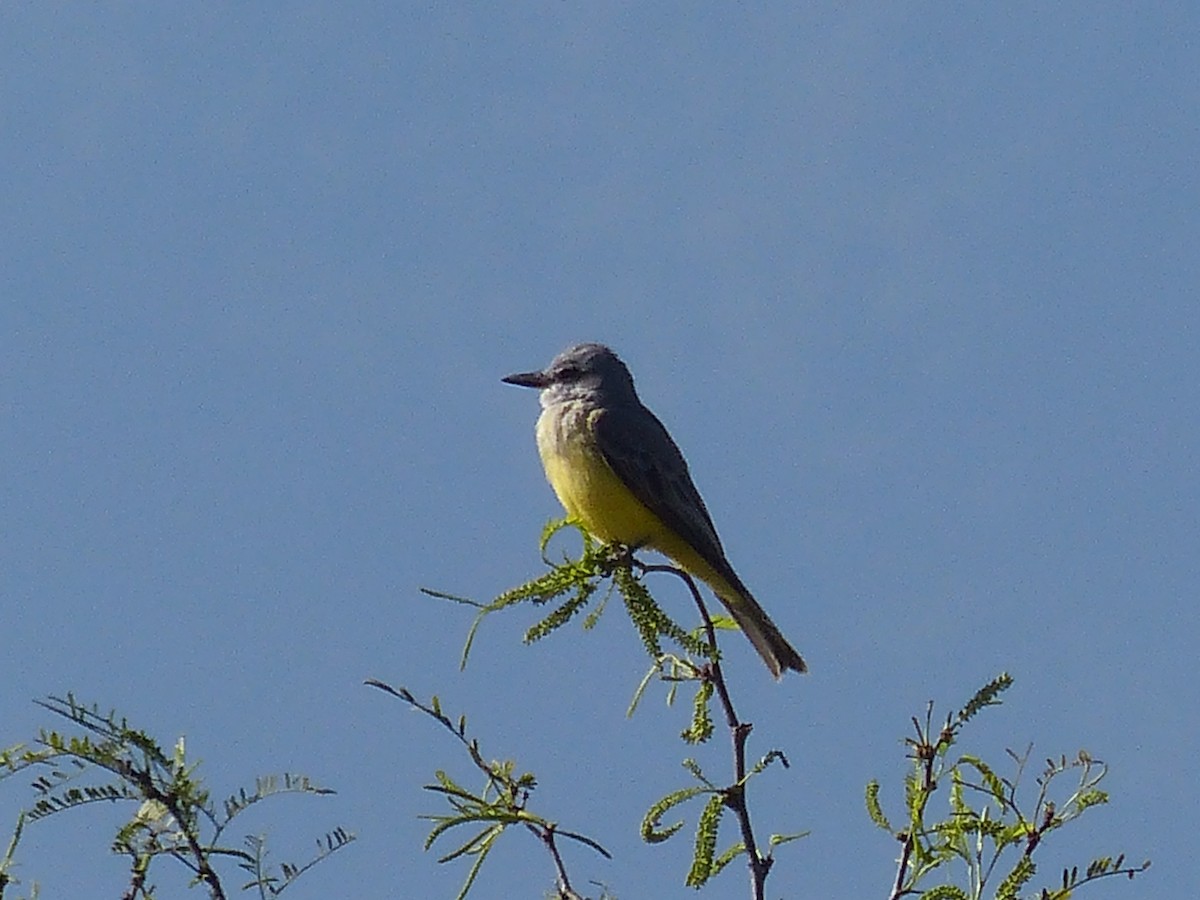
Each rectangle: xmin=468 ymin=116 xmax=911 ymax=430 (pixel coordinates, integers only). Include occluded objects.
xmin=503 ymin=342 xmax=806 ymax=678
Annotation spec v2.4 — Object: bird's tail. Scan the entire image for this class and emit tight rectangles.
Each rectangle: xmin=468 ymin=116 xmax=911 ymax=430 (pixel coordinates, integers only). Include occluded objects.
xmin=721 ymin=589 xmax=807 ymax=679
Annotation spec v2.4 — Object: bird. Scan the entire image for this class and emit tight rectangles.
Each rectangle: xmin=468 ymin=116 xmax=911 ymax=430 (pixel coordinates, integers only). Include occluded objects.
xmin=503 ymin=342 xmax=806 ymax=678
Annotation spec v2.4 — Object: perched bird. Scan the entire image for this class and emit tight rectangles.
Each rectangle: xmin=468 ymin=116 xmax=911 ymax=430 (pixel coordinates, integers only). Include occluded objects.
xmin=503 ymin=342 xmax=806 ymax=678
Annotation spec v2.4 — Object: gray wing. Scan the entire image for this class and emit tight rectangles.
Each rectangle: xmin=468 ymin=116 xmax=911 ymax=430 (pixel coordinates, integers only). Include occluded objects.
xmin=591 ymin=403 xmax=747 ymax=594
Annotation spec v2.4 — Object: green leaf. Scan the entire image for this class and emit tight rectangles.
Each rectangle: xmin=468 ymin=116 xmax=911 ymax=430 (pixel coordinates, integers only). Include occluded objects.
xmin=523 ymin=583 xmax=597 ymax=643
xmin=681 ymin=681 xmax=714 ymax=744
xmin=957 ymin=754 xmax=1007 ymax=806
xmin=420 ymin=587 xmax=486 ymax=609
xmin=996 ymin=854 xmax=1035 ymax=899
xmin=685 ymin=793 xmax=725 ymax=887
xmin=747 ymin=749 xmax=788 ymax=778
xmin=956 ymin=673 xmax=1013 ymax=725
xmin=1072 ymin=789 xmax=1109 ymax=813
xmin=641 ymin=786 xmax=708 ymax=844
xmin=451 ymin=824 xmax=502 ymax=900
xmin=711 ymin=840 xmax=746 ymax=877
xmin=614 ymin=564 xmax=713 ymax=661
xmin=917 ymin=886 xmax=970 ymax=900
xmin=539 ymin=517 xmax=581 ymax=557
xmin=626 ymin=662 xmax=661 ymax=719
xmin=681 ymin=758 xmax=712 ymax=788
xmin=864 ymin=777 xmax=892 ymax=835
xmin=769 ymin=830 xmax=810 ymax=848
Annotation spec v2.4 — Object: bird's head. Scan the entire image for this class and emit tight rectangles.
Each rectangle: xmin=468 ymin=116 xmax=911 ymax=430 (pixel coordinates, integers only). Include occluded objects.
xmin=503 ymin=343 xmax=639 ymax=405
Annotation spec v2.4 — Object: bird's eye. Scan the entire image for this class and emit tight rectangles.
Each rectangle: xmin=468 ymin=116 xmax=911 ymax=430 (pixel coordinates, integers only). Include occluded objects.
xmin=557 ymin=364 xmax=580 ymax=379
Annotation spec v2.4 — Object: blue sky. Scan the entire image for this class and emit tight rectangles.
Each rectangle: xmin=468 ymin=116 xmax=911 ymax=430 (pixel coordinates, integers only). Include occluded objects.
xmin=2 ymin=4 xmax=1196 ymax=897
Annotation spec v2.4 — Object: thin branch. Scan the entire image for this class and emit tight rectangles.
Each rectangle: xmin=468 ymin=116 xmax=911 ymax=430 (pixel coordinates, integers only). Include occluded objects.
xmin=121 ymin=850 xmax=150 ymax=900
xmin=638 ymin=561 xmax=771 ymax=900
xmin=367 ymin=680 xmax=609 ymax=897
xmin=890 ymin=834 xmax=915 ymax=900
xmin=532 ymin=822 xmax=585 ymax=900
xmin=117 ymin=761 xmax=227 ymax=900
xmin=888 ymin=707 xmax=942 ymax=900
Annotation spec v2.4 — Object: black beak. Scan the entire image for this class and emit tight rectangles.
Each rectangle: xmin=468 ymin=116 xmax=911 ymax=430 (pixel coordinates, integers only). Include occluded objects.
xmin=502 ymin=369 xmax=550 ymax=389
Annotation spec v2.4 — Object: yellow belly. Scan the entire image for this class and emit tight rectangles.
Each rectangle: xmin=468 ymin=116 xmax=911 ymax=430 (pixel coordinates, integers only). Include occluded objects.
xmin=535 ymin=405 xmax=735 ymax=598
xmin=539 ymin=429 xmax=658 ymax=544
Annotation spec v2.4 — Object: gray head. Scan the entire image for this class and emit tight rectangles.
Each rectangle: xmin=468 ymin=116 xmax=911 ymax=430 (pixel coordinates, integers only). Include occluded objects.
xmin=503 ymin=343 xmax=639 ymax=405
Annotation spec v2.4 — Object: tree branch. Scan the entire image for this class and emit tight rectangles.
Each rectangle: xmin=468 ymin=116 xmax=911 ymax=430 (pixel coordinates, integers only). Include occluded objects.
xmin=639 ymin=561 xmax=772 ymax=900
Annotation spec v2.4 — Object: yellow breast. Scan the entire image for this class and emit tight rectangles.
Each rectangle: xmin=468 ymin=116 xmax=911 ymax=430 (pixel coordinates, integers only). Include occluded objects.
xmin=533 ymin=401 xmax=737 ymax=601
xmin=535 ymin=403 xmax=661 ymax=545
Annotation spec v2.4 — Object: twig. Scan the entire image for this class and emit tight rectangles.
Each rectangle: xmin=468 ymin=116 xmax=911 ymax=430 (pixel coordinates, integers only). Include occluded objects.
xmin=120 ymin=850 xmax=150 ymax=900
xmin=890 ymin=834 xmax=915 ymax=900
xmin=117 ymin=761 xmax=227 ymax=900
xmin=366 ymin=680 xmax=609 ymax=898
xmin=533 ymin=823 xmax=584 ymax=900
xmin=888 ymin=704 xmax=945 ymax=900
xmin=639 ymin=562 xmax=771 ymax=900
